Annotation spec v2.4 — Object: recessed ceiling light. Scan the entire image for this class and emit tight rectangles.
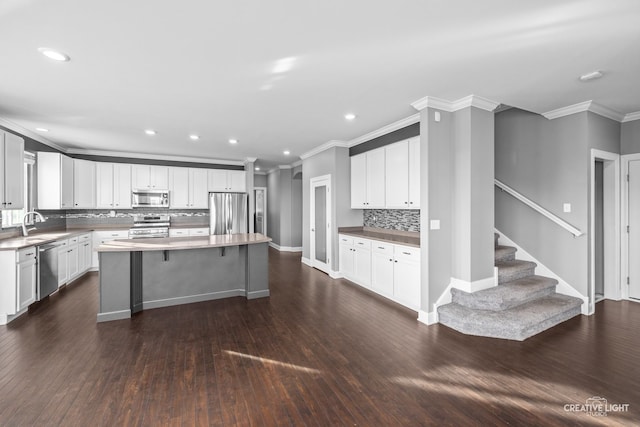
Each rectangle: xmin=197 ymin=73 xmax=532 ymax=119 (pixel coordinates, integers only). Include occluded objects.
xmin=345 ymin=113 xmax=357 ymax=120
xmin=283 ymin=150 xmax=290 ymax=155
xmin=36 ymin=127 xmax=49 ymax=132
xmin=579 ymin=70 xmax=603 ymax=82
xmin=38 ymin=47 xmax=70 ymax=62
xmin=229 ymin=139 xmax=238 ymax=144
xmin=255 ymin=167 xmax=260 ymax=171
xmin=144 ymin=129 xmax=156 ymax=135
xmin=189 ymin=134 xmax=200 ymax=141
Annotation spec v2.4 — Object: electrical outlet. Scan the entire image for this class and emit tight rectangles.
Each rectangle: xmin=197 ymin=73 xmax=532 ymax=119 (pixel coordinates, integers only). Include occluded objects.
xmin=563 ymin=203 xmax=571 ymax=213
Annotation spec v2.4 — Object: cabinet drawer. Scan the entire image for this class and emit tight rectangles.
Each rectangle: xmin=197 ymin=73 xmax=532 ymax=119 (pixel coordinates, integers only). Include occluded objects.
xmin=353 ymin=237 xmax=371 ymax=250
xmin=56 ymin=239 xmax=69 ymax=248
xmin=78 ymin=233 xmax=91 ymax=242
xmin=68 ymin=236 xmax=79 ymax=245
xmin=371 ymin=241 xmax=393 ymax=255
xmin=394 ymin=245 xmax=420 ymax=261
xmin=338 ymin=235 xmax=353 ymax=245
xmin=17 ymin=246 xmax=37 ymax=263
xmin=169 ymin=229 xmax=189 ymax=237
xmin=190 ymin=228 xmax=208 ymax=236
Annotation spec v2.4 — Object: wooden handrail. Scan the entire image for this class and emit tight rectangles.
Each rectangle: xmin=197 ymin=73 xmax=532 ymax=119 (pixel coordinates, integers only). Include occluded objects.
xmin=495 ymin=179 xmax=584 ymax=237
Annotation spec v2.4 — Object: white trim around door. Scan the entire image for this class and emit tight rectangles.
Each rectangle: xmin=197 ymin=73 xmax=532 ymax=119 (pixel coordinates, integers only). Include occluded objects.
xmin=310 ymin=175 xmax=332 ymax=275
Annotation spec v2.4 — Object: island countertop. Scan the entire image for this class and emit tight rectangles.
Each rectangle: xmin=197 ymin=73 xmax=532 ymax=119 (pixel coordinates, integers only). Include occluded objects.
xmin=96 ymin=233 xmax=272 ymax=252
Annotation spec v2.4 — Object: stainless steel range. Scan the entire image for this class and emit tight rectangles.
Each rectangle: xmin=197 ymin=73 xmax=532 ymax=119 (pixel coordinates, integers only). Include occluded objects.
xmin=128 ymin=214 xmax=170 ymax=239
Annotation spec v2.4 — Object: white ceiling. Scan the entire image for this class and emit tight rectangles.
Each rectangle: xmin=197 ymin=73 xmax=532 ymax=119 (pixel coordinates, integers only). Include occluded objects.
xmin=0 ymin=0 xmax=639 ymax=169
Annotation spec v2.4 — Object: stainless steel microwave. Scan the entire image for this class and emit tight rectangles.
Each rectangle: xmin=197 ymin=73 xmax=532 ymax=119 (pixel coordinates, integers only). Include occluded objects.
xmin=131 ymin=190 xmax=169 ymax=208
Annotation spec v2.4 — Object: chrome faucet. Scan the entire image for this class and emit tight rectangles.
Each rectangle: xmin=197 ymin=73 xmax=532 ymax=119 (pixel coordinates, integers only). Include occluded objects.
xmin=22 ymin=211 xmax=46 ymax=237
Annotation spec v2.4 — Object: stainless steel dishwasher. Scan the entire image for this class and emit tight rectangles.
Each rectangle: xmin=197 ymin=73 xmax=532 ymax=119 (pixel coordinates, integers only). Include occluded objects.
xmin=38 ymin=242 xmax=63 ymax=300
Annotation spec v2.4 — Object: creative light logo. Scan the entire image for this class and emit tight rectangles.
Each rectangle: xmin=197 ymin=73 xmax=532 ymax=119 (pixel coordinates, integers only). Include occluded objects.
xmin=564 ymin=396 xmax=630 ymax=417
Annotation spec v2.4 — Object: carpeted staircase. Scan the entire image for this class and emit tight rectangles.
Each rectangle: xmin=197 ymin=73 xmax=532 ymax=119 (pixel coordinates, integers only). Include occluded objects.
xmin=437 ymin=233 xmax=583 ymax=341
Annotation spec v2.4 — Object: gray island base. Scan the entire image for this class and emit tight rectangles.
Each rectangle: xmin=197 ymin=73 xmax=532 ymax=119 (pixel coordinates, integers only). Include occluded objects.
xmin=96 ymin=234 xmax=271 ymax=322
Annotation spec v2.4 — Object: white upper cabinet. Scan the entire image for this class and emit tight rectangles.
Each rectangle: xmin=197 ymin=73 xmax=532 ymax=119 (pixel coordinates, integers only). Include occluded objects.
xmin=169 ymin=167 xmax=209 ymax=209
xmin=132 ymin=164 xmax=169 ymax=190
xmin=190 ymin=168 xmax=209 ymax=208
xmin=169 ymin=167 xmax=189 ymax=208
xmin=350 ymin=148 xmax=385 ymax=208
xmin=96 ymin=163 xmax=131 ymax=209
xmin=73 ymin=159 xmax=96 ymax=209
xmin=408 ymin=138 xmax=420 ymax=208
xmin=384 ymin=141 xmax=409 ymax=208
xmin=37 ymin=152 xmax=75 ymax=210
xmin=208 ymin=169 xmax=246 ymax=192
xmin=0 ymin=131 xmax=25 ymax=210
xmin=384 ymin=137 xmax=420 ymax=209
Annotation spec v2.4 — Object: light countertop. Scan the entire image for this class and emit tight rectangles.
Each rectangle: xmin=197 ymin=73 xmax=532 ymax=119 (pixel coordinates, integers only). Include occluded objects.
xmin=338 ymin=227 xmax=420 ymax=248
xmin=97 ymin=233 xmax=272 ymax=252
xmin=0 ymin=229 xmax=94 ymax=251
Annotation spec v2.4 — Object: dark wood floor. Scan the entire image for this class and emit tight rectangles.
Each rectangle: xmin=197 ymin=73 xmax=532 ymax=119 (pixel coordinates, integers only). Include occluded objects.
xmin=1 ymin=248 xmax=639 ymax=426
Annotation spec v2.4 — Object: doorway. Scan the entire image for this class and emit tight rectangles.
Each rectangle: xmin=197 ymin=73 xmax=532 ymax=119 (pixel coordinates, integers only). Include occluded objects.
xmin=625 ymin=156 xmax=640 ymax=301
xmin=254 ymin=187 xmax=267 ymax=236
xmin=589 ymin=149 xmax=620 ymax=313
xmin=310 ymin=175 xmax=331 ymax=274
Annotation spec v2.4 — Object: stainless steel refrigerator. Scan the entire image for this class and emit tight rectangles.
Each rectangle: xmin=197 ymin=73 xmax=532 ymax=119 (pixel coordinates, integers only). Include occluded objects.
xmin=209 ymin=192 xmax=248 ymax=235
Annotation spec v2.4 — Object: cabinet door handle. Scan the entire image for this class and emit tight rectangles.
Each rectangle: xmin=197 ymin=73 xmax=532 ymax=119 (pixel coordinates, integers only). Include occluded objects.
xmin=394 ymin=260 xmax=398 ymax=263
xmin=402 ymin=252 xmax=411 ymax=255
xmin=378 ymin=246 xmax=384 ymax=249
xmin=389 ymin=258 xmax=393 ymax=262
xmin=26 ymin=252 xmax=34 ymax=257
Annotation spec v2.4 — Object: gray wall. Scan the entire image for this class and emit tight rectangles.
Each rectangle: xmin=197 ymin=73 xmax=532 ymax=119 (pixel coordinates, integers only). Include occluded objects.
xmin=621 ymin=120 xmax=640 ymax=154
xmin=267 ymin=170 xmax=281 ymax=245
xmin=291 ymin=175 xmax=303 ymax=247
xmin=302 ymin=146 xmax=362 ymax=271
xmin=495 ymin=109 xmax=624 ymax=298
xmin=266 ymin=168 xmax=303 ymax=248
xmin=254 ymin=174 xmax=267 ymax=188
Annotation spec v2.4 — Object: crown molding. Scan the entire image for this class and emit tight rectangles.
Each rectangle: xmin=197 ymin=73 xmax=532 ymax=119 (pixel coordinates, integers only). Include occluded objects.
xmin=411 ymin=95 xmax=499 ymax=113
xmin=588 ymin=102 xmax=625 ymax=122
xmin=244 ymin=157 xmax=257 ymax=164
xmin=65 ymin=148 xmax=245 ymax=166
xmin=622 ymin=111 xmax=640 ymax=123
xmin=542 ymin=100 xmax=625 ymax=122
xmin=347 ymin=113 xmax=420 ymax=147
xmin=299 ymin=140 xmax=349 ymax=160
xmin=0 ymin=117 xmax=68 ymax=152
xmin=291 ymin=159 xmax=303 ymax=168
xmin=278 ymin=165 xmax=292 ymax=169
xmin=451 ymin=95 xmax=500 ymax=112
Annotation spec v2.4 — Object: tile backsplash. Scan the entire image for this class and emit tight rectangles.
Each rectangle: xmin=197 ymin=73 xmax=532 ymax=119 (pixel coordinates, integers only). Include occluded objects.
xmin=363 ymin=209 xmax=420 ymax=232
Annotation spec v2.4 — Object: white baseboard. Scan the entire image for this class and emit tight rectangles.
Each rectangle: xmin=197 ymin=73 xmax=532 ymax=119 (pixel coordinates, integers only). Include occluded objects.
xmin=247 ymin=290 xmax=270 ymax=299
xmin=418 ymin=309 xmax=437 ymax=325
xmin=496 ymin=228 xmax=590 ymax=315
xmin=269 ymin=242 xmax=302 ymax=252
xmin=301 ymin=257 xmax=312 ymax=267
xmin=450 ymin=275 xmax=496 ymax=293
xmin=329 ymin=270 xmax=343 ymax=279
xmin=143 ymin=289 xmax=245 ymax=310
xmin=96 ymin=309 xmax=131 ymax=323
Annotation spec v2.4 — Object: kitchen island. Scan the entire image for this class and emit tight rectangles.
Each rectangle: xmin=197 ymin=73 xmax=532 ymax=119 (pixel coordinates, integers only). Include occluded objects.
xmin=96 ymin=233 xmax=271 ymax=322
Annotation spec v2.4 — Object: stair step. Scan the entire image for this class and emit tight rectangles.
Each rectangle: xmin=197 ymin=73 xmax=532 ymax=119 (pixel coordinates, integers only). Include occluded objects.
xmin=496 ymin=260 xmax=537 ymax=284
xmin=495 ymin=245 xmax=517 ymax=262
xmin=438 ymin=294 xmax=583 ymax=341
xmin=451 ymin=276 xmax=558 ymax=311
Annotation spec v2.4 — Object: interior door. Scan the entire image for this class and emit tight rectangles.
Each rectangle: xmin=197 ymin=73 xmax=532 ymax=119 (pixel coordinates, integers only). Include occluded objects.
xmin=629 ymin=160 xmax=640 ymax=299
xmin=310 ymin=176 xmax=331 ymax=274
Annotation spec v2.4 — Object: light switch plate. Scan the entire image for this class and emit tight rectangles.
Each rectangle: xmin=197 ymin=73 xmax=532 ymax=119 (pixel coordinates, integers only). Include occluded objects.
xmin=434 ymin=111 xmax=441 ymax=122
xmin=430 ymin=220 xmax=440 ymax=230
xmin=563 ymin=203 xmax=571 ymax=213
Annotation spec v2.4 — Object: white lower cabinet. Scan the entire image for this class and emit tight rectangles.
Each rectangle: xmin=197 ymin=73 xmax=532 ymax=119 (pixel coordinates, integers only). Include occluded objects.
xmin=169 ymin=227 xmax=209 ymax=237
xmin=17 ymin=247 xmax=37 ymax=312
xmin=352 ymin=238 xmax=372 ymax=288
xmin=339 ymin=234 xmax=420 ymax=310
xmin=92 ymin=230 xmax=129 ymax=269
xmin=57 ymin=240 xmax=69 ymax=287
